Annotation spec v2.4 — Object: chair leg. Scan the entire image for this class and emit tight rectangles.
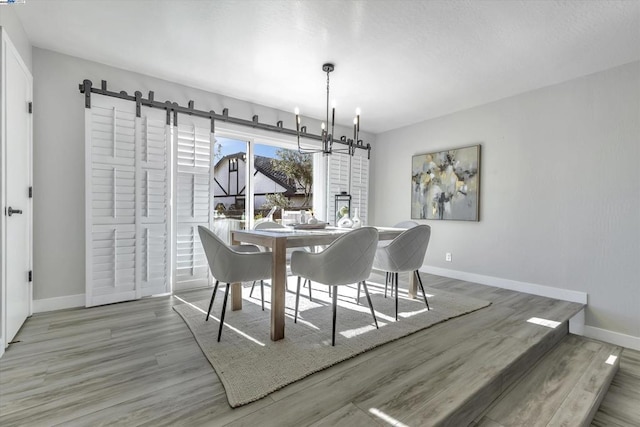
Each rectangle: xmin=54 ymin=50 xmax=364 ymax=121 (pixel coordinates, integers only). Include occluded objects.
xmin=331 ymin=287 xmax=338 ymax=346
xmin=294 ymin=276 xmax=302 ymax=323
xmin=362 ymin=281 xmax=378 ymax=329
xmin=217 ymin=283 xmax=230 ymax=342
xmin=395 ymin=272 xmax=399 ymax=321
xmin=250 ymin=280 xmax=256 ymax=297
xmin=260 ymin=280 xmax=265 ymax=311
xmin=307 ymin=279 xmax=313 ymax=302
xmin=206 ymin=280 xmax=220 ymax=321
xmin=356 ymin=282 xmax=361 ymax=304
xmin=384 ymin=272 xmax=389 ymax=298
xmin=415 ymin=270 xmax=430 ymax=310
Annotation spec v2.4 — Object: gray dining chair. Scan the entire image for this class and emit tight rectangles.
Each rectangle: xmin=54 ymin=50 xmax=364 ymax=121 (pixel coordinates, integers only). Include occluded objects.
xmin=198 ymin=226 xmax=272 ymax=341
xmin=379 ymin=220 xmax=419 ymax=297
xmin=371 ymin=224 xmax=431 ymax=321
xmin=290 ymin=227 xmax=380 ymax=346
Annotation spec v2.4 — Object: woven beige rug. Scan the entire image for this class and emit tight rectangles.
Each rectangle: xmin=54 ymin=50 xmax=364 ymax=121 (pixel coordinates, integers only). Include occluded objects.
xmin=173 ymin=278 xmax=490 ymax=407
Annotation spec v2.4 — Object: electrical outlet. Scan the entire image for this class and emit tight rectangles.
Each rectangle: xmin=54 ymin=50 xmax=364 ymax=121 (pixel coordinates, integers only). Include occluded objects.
xmin=445 ymin=252 xmax=452 ymax=262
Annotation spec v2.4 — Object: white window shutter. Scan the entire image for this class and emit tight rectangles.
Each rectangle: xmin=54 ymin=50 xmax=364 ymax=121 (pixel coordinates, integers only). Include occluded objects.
xmin=138 ymin=108 xmax=170 ymax=297
xmin=86 ymin=95 xmax=138 ymax=306
xmin=326 ymin=152 xmax=351 ymax=224
xmin=326 ymin=152 xmax=369 ymax=226
xmin=350 ymin=154 xmax=369 ymax=226
xmin=173 ymin=115 xmax=213 ymax=290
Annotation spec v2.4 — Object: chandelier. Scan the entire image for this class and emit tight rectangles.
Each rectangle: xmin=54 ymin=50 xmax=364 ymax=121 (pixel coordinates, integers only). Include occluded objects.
xmin=295 ymin=63 xmax=361 ymax=156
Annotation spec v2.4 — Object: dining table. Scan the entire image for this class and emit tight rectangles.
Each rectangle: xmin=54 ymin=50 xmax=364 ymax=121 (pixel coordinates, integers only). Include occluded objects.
xmin=230 ymin=226 xmax=417 ymax=341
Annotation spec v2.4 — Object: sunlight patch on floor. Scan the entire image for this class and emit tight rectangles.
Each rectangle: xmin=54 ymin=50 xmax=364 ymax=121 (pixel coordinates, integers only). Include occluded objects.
xmin=369 ymin=408 xmax=409 ymax=427
xmin=174 ymin=295 xmax=266 ymax=346
xmin=527 ymin=317 xmax=561 ymax=328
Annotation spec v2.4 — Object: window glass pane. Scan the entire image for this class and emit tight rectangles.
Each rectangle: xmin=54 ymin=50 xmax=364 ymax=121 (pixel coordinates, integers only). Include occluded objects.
xmin=212 ymin=137 xmax=248 ymax=243
xmin=254 ymin=144 xmax=313 ymax=225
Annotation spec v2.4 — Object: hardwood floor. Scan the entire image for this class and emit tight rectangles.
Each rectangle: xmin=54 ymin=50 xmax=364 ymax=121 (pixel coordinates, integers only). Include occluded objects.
xmin=0 ymin=273 xmax=634 ymax=426
xmin=591 ymin=347 xmax=640 ymax=426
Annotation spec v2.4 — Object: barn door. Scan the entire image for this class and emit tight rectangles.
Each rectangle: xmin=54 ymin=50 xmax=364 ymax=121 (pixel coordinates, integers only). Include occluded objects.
xmin=173 ymin=115 xmax=213 ymax=290
xmin=138 ymin=107 xmax=170 ymax=297
xmin=85 ymin=95 xmax=138 ymax=306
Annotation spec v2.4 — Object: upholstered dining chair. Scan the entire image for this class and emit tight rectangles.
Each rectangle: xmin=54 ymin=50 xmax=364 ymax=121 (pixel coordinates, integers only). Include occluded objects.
xmin=198 ymin=226 xmax=272 ymax=342
xmin=379 ymin=220 xmax=419 ymax=298
xmin=371 ymin=224 xmax=431 ymax=321
xmin=290 ymin=227 xmax=380 ymax=346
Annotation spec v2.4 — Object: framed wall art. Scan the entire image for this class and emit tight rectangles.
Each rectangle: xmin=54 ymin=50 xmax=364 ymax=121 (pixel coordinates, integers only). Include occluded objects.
xmin=411 ymin=144 xmax=480 ymax=221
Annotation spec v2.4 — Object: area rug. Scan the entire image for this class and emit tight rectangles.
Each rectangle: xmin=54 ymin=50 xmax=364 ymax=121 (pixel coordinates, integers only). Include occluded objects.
xmin=173 ymin=277 xmax=491 ymax=407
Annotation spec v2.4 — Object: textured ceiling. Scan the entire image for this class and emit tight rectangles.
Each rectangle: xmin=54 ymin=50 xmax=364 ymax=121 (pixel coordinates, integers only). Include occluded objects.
xmin=14 ymin=0 xmax=640 ymax=134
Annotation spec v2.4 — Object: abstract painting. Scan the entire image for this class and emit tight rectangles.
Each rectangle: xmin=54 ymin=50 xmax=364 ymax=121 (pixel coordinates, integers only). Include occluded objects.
xmin=411 ymin=145 xmax=480 ymax=221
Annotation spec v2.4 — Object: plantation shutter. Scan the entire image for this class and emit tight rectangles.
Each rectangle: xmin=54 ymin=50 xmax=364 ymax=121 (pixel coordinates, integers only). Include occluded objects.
xmin=173 ymin=114 xmax=213 ymax=290
xmin=350 ymin=154 xmax=369 ymax=225
xmin=326 ymin=152 xmax=369 ymax=225
xmin=138 ymin=107 xmax=171 ymax=297
xmin=85 ymin=95 xmax=138 ymax=306
xmin=326 ymin=152 xmax=351 ymax=225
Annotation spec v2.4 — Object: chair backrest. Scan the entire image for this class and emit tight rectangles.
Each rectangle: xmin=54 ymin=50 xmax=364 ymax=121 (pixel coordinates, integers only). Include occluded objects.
xmin=198 ymin=225 xmax=271 ymax=283
xmin=292 ymin=227 xmax=379 ymax=286
xmin=384 ymin=224 xmax=431 ymax=272
xmin=254 ymin=221 xmax=284 ymax=230
xmin=393 ymin=220 xmax=419 ymax=229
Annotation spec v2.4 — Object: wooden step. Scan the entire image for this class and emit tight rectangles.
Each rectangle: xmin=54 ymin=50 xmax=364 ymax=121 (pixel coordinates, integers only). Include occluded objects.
xmin=473 ymin=334 xmax=622 ymax=427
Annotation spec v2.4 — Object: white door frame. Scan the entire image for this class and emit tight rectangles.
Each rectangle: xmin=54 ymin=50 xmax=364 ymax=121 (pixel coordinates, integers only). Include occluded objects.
xmin=0 ymin=28 xmax=34 ymax=354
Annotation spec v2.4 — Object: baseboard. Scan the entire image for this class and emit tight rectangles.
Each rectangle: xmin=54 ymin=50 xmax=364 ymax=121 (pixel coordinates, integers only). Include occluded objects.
xmin=33 ymin=294 xmax=85 ymax=313
xmin=0 ymin=337 xmax=5 ymax=357
xmin=583 ymin=325 xmax=640 ymax=351
xmin=421 ymin=266 xmax=588 ymax=304
xmin=420 ymin=266 xmax=640 ymax=350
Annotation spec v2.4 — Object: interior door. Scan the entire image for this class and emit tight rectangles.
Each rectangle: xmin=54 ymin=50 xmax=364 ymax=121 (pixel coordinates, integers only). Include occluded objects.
xmin=2 ymin=30 xmax=33 ymax=344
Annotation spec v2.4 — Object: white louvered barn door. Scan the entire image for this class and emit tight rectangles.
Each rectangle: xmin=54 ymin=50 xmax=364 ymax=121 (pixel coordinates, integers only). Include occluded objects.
xmin=85 ymin=95 xmax=138 ymax=306
xmin=326 ymin=152 xmax=351 ymax=225
xmin=326 ymin=152 xmax=370 ymax=226
xmin=173 ymin=115 xmax=213 ymax=290
xmin=350 ymin=154 xmax=370 ymax=226
xmin=138 ymin=107 xmax=171 ymax=297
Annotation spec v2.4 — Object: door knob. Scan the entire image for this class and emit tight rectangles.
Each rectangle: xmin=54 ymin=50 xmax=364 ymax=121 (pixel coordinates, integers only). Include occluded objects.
xmin=7 ymin=207 xmax=23 ymax=216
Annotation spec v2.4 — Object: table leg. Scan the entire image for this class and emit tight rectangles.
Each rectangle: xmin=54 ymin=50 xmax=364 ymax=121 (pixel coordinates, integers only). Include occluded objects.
xmin=271 ymin=237 xmax=286 ymax=341
xmin=408 ymin=271 xmax=417 ymax=299
xmin=230 ymin=235 xmax=242 ymax=311
xmin=231 ymin=283 xmax=243 ymax=311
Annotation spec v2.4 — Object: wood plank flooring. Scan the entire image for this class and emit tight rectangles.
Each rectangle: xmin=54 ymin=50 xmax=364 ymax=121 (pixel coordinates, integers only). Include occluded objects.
xmin=476 ymin=335 xmax=621 ymax=427
xmin=0 ymin=273 xmax=632 ymax=426
xmin=591 ymin=347 xmax=640 ymax=426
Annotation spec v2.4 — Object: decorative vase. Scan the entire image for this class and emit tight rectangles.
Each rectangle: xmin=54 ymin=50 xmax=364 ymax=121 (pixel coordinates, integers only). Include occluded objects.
xmin=337 ymin=215 xmax=353 ymax=228
xmin=299 ymin=210 xmax=307 ymax=224
xmin=307 ymin=213 xmax=318 ymax=224
xmin=351 ymin=208 xmax=362 ymax=228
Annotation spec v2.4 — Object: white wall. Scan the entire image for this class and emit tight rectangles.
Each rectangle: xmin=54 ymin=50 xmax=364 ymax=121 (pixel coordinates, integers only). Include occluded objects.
xmin=371 ymin=61 xmax=640 ymax=346
xmin=31 ymin=48 xmax=373 ymax=302
xmin=0 ymin=6 xmax=31 ymax=72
